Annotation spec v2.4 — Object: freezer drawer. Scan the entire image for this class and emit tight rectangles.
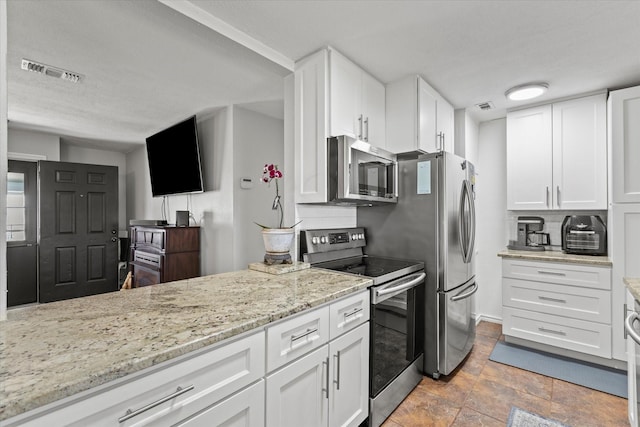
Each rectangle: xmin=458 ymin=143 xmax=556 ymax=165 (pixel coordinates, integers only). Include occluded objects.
xmin=439 ymin=280 xmax=477 ymax=376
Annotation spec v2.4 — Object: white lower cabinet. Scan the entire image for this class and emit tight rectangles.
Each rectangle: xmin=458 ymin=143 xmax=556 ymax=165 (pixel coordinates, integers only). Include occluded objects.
xmin=502 ymin=258 xmax=612 ymax=358
xmin=266 ymin=323 xmax=369 ymax=427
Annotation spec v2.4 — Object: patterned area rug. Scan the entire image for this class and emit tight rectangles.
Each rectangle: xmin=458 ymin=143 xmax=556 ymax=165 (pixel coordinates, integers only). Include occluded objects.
xmin=507 ymin=407 xmax=570 ymax=427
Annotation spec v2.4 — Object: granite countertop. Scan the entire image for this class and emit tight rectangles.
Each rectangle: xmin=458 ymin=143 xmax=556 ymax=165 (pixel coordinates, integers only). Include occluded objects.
xmin=497 ymin=249 xmax=612 ymax=267
xmin=624 ymin=277 xmax=640 ymax=301
xmin=0 ymin=268 xmax=372 ymax=422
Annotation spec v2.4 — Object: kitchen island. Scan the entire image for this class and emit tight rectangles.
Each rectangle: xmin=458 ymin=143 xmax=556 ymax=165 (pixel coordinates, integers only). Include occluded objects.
xmin=0 ymin=267 xmax=372 ymax=423
xmin=625 ymin=277 xmax=640 ymax=301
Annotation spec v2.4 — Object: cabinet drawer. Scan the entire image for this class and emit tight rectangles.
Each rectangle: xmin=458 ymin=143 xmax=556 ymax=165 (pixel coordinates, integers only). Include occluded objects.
xmin=503 ymin=278 xmax=611 ymax=323
xmin=503 ymin=307 xmax=612 ymax=358
xmin=266 ymin=306 xmax=330 ymax=373
xmin=175 ymin=379 xmax=264 ymax=427
xmin=329 ymin=290 xmax=370 ymax=340
xmin=502 ymin=259 xmax=611 ymax=290
xmin=16 ymin=331 xmax=265 ymax=427
xmin=132 ymin=227 xmax=166 ymax=252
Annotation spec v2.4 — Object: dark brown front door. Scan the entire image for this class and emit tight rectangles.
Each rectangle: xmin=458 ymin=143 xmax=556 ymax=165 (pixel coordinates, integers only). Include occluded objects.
xmin=39 ymin=161 xmax=119 ymax=303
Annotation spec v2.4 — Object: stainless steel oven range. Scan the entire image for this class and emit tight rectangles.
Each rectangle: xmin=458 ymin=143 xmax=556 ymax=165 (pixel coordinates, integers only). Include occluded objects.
xmin=301 ymin=227 xmax=425 ymax=427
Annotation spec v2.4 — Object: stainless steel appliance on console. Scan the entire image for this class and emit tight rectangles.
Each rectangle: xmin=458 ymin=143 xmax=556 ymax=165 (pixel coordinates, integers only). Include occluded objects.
xmin=561 ymin=215 xmax=607 ymax=255
xmin=358 ymin=151 xmax=478 ymax=379
xmin=300 ymin=228 xmax=425 ymax=427
xmin=326 ymin=136 xmax=398 ymax=206
xmin=507 ymin=216 xmax=550 ymax=251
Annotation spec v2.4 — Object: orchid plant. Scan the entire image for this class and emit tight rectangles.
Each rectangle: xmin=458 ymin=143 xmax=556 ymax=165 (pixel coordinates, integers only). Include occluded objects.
xmin=255 ymin=164 xmax=300 ymax=229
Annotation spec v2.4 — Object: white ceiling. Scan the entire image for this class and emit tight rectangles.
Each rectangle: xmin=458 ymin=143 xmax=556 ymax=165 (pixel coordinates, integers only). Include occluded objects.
xmin=7 ymin=0 xmax=640 ymax=152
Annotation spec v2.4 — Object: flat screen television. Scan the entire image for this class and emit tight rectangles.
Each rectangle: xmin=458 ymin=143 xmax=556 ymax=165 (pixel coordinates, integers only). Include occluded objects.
xmin=146 ymin=115 xmax=204 ymax=197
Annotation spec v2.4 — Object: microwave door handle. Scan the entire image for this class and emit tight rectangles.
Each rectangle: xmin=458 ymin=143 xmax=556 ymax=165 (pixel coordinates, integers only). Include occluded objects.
xmin=625 ymin=312 xmax=640 ymax=345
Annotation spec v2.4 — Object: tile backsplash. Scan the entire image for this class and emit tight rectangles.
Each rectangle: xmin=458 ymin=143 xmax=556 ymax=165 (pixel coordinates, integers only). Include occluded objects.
xmin=506 ymin=210 xmax=608 ymax=251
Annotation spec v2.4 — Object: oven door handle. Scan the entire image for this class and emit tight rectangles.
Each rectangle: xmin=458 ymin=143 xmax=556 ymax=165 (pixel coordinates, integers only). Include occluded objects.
xmin=374 ymin=272 xmax=425 ymax=302
xmin=625 ymin=311 xmax=640 ymax=345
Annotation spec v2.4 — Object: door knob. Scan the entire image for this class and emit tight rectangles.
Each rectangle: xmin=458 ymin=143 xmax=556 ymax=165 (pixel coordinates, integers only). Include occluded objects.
xmin=111 ymin=237 xmax=117 ymax=242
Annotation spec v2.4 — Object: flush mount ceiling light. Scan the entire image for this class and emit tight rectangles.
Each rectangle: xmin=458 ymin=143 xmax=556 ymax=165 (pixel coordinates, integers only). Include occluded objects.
xmin=21 ymin=58 xmax=83 ymax=83
xmin=505 ymin=82 xmax=548 ymax=101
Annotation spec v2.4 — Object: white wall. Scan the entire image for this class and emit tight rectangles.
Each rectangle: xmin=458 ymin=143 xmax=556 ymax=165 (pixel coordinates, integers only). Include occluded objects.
xmin=233 ymin=107 xmax=285 ymax=269
xmin=476 ymin=118 xmax=507 ymax=322
xmin=126 ymin=106 xmax=284 ymax=275
xmin=454 ymin=109 xmax=479 ymax=166
xmin=60 ymin=143 xmax=127 ymax=231
xmin=8 ymin=128 xmax=60 ymax=161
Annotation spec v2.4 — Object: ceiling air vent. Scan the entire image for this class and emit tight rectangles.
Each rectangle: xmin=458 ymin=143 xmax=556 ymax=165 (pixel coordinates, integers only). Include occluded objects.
xmin=475 ymin=101 xmax=495 ymax=111
xmin=21 ymin=58 xmax=83 ymax=83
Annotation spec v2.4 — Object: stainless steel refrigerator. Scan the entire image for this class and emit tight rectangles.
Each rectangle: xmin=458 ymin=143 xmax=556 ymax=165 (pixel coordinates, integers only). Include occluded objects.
xmin=358 ymin=151 xmax=477 ymax=378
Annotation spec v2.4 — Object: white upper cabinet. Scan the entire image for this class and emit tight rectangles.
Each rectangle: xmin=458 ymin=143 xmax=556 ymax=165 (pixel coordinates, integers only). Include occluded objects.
xmin=294 ymin=47 xmax=386 ymax=203
xmin=506 ymin=93 xmax=607 ymax=210
xmin=386 ymin=75 xmax=454 ymax=154
xmin=329 ymin=49 xmax=386 ymax=148
xmin=610 ymin=85 xmax=640 ymax=203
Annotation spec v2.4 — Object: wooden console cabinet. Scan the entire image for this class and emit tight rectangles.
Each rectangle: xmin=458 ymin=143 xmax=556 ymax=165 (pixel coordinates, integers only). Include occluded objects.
xmin=129 ymin=225 xmax=200 ymax=287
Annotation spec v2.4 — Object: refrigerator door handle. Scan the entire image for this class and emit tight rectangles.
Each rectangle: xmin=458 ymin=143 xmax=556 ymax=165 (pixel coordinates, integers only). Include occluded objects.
xmin=466 ymin=179 xmax=476 ymax=259
xmin=450 ymin=281 xmax=478 ymax=302
xmin=458 ymin=182 xmax=468 ymax=262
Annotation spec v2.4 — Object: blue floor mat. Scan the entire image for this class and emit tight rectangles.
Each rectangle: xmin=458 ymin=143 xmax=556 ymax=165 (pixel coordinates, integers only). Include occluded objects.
xmin=489 ymin=340 xmax=627 ymax=398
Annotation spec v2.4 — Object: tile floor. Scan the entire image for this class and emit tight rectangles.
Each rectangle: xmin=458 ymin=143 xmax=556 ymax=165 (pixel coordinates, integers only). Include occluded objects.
xmin=383 ymin=321 xmax=629 ymax=427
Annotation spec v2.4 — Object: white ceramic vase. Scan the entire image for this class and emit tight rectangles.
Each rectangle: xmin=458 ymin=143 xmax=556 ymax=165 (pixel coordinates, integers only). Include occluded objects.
xmin=261 ymin=228 xmax=295 ymax=254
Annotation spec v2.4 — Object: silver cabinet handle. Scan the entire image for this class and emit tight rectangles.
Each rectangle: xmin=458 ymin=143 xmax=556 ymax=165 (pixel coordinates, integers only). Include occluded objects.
xmin=333 ymin=351 xmax=341 ymax=390
xmin=556 ymin=185 xmax=561 ymax=207
xmin=358 ymin=114 xmax=363 ymax=139
xmin=291 ymin=327 xmax=319 ymax=344
xmin=538 ymin=327 xmax=566 ymax=336
xmin=363 ymin=117 xmax=369 ymax=142
xmin=537 ymin=270 xmax=566 ymax=276
xmin=626 ymin=312 xmax=640 ymax=345
xmin=545 ymin=186 xmax=549 ymax=208
xmin=118 ymin=385 xmax=194 ymax=423
xmin=344 ymin=307 xmax=363 ymax=322
xmin=437 ymin=132 xmax=444 ymax=151
xmin=322 ymin=357 xmax=330 ymax=399
xmin=538 ymin=296 xmax=567 ymax=303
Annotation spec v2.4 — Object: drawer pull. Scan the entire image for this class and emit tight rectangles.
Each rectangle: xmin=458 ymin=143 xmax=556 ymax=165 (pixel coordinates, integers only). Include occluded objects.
xmin=538 ymin=327 xmax=567 ymax=336
xmin=291 ymin=327 xmax=319 ymax=344
xmin=118 ymin=385 xmax=194 ymax=423
xmin=344 ymin=307 xmax=363 ymax=322
xmin=334 ymin=350 xmax=342 ymax=390
xmin=538 ymin=296 xmax=567 ymax=304
xmin=537 ymin=270 xmax=566 ymax=276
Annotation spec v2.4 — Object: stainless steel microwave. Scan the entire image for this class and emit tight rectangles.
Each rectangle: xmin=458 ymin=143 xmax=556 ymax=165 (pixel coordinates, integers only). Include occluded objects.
xmin=327 ymin=135 xmax=398 ymax=205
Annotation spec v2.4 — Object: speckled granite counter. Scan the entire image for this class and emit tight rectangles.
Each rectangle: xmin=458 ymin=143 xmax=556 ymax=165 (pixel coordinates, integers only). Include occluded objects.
xmin=498 ymin=249 xmax=612 ymax=267
xmin=0 ymin=268 xmax=372 ymax=421
xmin=624 ymin=277 xmax=640 ymax=301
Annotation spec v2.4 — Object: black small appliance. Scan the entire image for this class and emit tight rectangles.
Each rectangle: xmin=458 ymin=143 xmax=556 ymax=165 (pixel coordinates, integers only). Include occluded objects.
xmin=561 ymin=215 xmax=607 ymax=255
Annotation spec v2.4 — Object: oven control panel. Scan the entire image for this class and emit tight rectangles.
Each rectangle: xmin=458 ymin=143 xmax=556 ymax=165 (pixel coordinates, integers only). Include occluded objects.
xmin=300 ymin=227 xmax=366 ymax=255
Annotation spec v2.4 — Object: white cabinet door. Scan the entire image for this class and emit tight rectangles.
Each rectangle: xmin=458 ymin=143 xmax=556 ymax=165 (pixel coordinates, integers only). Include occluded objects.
xmin=294 ymin=49 xmax=329 ymax=203
xmin=266 ymin=345 xmax=329 ymax=427
xmin=436 ymin=93 xmax=455 ymax=153
xmin=611 ymin=204 xmax=640 ymax=361
xmin=361 ymin=70 xmax=386 ymax=148
xmin=330 ymin=50 xmax=360 ymax=139
xmin=328 ymin=324 xmax=369 ymax=427
xmin=417 ymin=77 xmax=438 ymax=153
xmin=176 ymin=380 xmax=264 ymax=427
xmin=610 ymin=85 xmax=640 ymax=203
xmin=552 ymin=93 xmax=607 ymax=209
xmin=506 ymin=105 xmax=553 ymax=210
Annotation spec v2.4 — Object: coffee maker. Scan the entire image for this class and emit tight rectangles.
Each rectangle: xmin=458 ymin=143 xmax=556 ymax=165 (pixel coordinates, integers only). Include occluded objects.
xmin=508 ymin=216 xmax=550 ymax=251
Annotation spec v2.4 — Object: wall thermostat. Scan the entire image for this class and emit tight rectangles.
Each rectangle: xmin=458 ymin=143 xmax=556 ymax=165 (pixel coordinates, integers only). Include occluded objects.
xmin=240 ymin=177 xmax=253 ymax=189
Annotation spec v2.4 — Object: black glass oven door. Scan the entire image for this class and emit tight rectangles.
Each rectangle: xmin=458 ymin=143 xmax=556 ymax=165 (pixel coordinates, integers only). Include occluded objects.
xmin=370 ymin=279 xmax=424 ymax=397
